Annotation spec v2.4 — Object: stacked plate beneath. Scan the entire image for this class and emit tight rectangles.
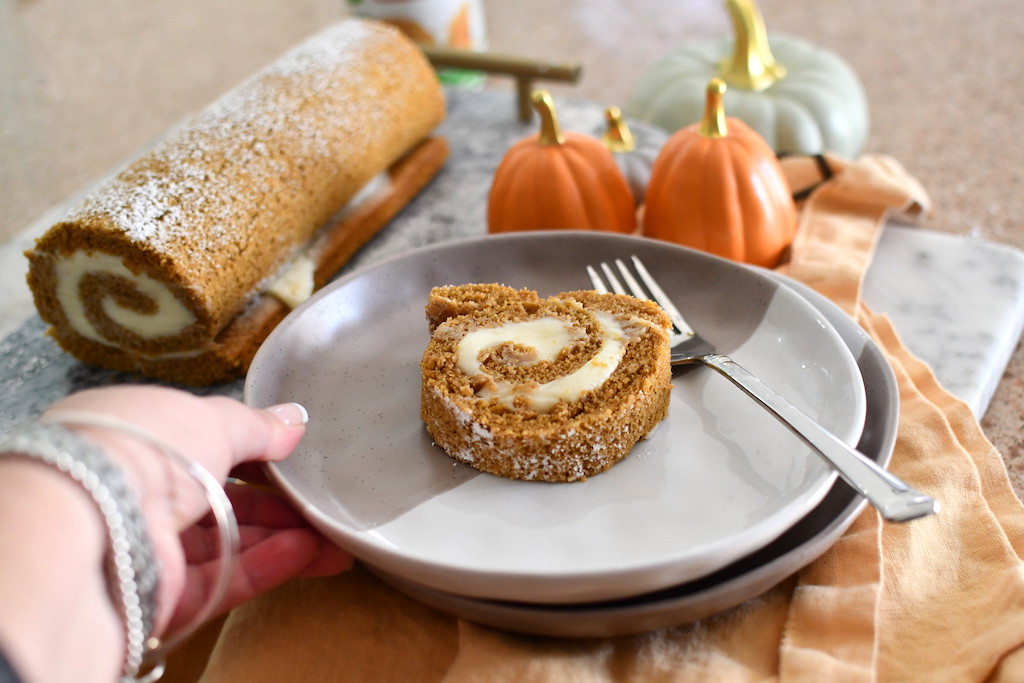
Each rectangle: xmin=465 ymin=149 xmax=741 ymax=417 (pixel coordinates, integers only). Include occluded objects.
xmin=245 ymin=232 xmax=897 ymax=637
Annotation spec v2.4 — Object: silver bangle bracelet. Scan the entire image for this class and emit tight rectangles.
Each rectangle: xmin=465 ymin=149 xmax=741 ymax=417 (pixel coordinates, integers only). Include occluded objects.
xmin=2 ymin=411 xmax=241 ymax=683
xmin=0 ymin=422 xmax=158 ymax=680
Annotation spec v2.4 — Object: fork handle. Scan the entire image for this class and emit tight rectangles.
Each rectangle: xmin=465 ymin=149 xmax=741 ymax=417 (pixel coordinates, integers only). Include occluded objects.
xmin=700 ymin=354 xmax=938 ymax=523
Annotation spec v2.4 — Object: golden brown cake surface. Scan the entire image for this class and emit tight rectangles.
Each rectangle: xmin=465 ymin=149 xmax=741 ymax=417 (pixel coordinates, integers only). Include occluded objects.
xmin=25 ymin=19 xmax=445 ymax=385
xmin=420 ymin=284 xmax=673 ymax=482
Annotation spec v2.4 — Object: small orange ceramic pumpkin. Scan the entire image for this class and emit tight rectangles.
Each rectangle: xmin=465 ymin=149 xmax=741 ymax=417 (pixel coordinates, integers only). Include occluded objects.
xmin=488 ymin=90 xmax=636 ymax=234
xmin=643 ymin=78 xmax=797 ymax=267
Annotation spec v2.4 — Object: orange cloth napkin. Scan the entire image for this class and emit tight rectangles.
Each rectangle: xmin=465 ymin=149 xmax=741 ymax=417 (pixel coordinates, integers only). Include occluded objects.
xmin=192 ymin=156 xmax=1024 ymax=682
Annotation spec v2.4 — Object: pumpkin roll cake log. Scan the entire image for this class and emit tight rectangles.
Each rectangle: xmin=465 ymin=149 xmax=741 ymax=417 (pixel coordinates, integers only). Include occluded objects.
xmin=26 ymin=19 xmax=446 ymax=385
xmin=421 ymin=284 xmax=673 ymax=482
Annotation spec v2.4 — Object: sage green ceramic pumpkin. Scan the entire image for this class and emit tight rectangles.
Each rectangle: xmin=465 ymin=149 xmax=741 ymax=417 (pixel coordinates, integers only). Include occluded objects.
xmin=596 ymin=106 xmax=669 ymax=205
xmin=627 ymin=0 xmax=869 ymax=159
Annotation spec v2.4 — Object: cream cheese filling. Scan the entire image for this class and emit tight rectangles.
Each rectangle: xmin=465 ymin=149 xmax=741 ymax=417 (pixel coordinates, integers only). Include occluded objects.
xmin=265 ymin=255 xmax=315 ymax=309
xmin=456 ymin=313 xmax=628 ymax=412
xmin=264 ymin=172 xmax=390 ymax=310
xmin=54 ymin=251 xmax=196 ymax=346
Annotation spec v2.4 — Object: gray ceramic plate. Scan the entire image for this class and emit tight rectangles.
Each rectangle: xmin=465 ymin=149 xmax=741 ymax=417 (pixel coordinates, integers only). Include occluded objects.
xmin=245 ymin=231 xmax=866 ymax=604
xmin=369 ymin=267 xmax=897 ymax=636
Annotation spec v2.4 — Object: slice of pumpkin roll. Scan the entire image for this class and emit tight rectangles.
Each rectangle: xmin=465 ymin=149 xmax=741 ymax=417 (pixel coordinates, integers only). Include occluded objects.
xmin=420 ymin=284 xmax=673 ymax=482
xmin=25 ymin=19 xmax=446 ymax=386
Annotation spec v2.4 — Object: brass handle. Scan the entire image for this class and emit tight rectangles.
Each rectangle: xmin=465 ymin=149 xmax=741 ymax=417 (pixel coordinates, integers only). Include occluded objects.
xmin=421 ymin=46 xmax=582 ymax=122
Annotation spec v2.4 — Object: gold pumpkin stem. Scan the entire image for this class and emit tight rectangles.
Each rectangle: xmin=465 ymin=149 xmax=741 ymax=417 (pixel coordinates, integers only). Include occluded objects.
xmin=718 ymin=0 xmax=786 ymax=92
xmin=600 ymin=106 xmax=637 ymax=153
xmin=532 ymin=90 xmax=565 ymax=145
xmin=699 ymin=79 xmax=729 ymax=139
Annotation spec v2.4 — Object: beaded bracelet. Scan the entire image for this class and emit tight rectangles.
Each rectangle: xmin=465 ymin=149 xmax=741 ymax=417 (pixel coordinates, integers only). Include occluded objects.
xmin=1 ymin=412 xmax=240 ymax=683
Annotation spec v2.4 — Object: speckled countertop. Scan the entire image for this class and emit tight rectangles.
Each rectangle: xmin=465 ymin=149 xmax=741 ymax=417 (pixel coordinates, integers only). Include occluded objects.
xmin=1 ymin=0 xmax=1022 ymax=496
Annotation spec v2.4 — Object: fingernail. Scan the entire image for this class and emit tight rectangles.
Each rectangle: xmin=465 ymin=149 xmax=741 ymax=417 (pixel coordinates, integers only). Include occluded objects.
xmin=266 ymin=402 xmax=309 ymax=426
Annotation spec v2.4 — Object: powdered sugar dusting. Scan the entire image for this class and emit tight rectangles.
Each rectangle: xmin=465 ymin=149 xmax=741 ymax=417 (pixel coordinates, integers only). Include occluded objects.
xmin=50 ymin=19 xmax=441 ymax=319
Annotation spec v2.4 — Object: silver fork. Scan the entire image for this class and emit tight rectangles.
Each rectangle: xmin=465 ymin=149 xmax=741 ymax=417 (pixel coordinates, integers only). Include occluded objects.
xmin=587 ymin=256 xmax=938 ymax=523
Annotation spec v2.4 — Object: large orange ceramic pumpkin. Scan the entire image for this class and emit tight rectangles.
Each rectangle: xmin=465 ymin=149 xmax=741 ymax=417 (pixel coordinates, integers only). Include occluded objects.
xmin=488 ymin=90 xmax=636 ymax=234
xmin=643 ymin=78 xmax=797 ymax=267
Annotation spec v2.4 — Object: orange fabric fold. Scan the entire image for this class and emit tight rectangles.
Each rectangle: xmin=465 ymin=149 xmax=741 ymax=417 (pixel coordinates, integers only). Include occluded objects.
xmin=188 ymin=155 xmax=1024 ymax=683
xmin=865 ymin=313 xmax=1024 ymax=682
xmin=777 ymin=154 xmax=931 ymax=317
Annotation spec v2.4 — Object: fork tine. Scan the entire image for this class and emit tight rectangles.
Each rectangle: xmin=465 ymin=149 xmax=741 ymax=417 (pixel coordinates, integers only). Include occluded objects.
xmin=586 ymin=265 xmax=608 ymax=294
xmin=630 ymin=256 xmax=694 ymax=337
xmin=600 ymin=262 xmax=627 ymax=295
xmin=587 ymin=257 xmax=692 ymax=346
xmin=613 ymin=259 xmax=648 ymax=301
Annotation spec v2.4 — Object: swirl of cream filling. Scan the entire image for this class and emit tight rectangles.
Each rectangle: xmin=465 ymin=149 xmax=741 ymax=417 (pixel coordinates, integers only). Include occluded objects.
xmin=456 ymin=312 xmax=628 ymax=412
xmin=54 ymin=251 xmax=198 ymax=353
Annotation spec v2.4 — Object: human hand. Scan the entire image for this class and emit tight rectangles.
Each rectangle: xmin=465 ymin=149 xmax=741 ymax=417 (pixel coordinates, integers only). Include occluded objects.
xmin=169 ymin=481 xmax=351 ymax=633
xmin=42 ymin=386 xmax=353 ymax=638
